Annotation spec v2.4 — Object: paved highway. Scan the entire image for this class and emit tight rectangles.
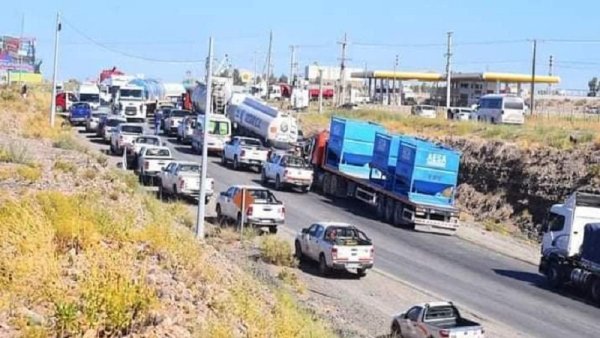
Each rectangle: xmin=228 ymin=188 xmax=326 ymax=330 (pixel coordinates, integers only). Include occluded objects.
xmin=84 ymin=123 xmax=600 ymax=338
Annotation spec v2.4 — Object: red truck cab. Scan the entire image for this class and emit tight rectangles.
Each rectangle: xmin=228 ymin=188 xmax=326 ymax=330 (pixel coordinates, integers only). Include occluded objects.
xmin=56 ymin=92 xmax=78 ymax=112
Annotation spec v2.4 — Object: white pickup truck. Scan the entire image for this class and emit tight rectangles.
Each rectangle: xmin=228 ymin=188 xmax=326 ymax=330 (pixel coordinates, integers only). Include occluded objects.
xmin=136 ymin=146 xmax=173 ymax=185
xmin=222 ymin=136 xmax=269 ymax=172
xmin=158 ymin=161 xmax=213 ymax=204
xmin=216 ymin=185 xmax=285 ymax=234
xmin=390 ymin=302 xmax=485 ymax=338
xmin=125 ymin=135 xmax=162 ymax=169
xmin=110 ymin=123 xmax=145 ymax=155
xmin=163 ymin=109 xmax=191 ymax=136
xmin=294 ymin=222 xmax=373 ymax=278
xmin=176 ymin=116 xmax=195 ymax=144
xmin=261 ymin=152 xmax=313 ymax=193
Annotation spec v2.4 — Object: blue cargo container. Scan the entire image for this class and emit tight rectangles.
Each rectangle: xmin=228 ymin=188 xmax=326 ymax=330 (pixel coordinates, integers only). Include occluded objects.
xmin=326 ymin=117 xmax=386 ymax=179
xmin=128 ymin=79 xmax=166 ymax=102
xmin=370 ymin=133 xmax=404 ymax=189
xmin=393 ymin=140 xmax=460 ymax=207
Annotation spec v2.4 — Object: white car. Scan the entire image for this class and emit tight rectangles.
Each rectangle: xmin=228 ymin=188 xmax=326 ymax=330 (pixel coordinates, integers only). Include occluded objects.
xmin=215 ymin=185 xmax=285 ymax=234
xmin=222 ymin=136 xmax=269 ymax=172
xmin=85 ymin=111 xmax=108 ymax=133
xmin=110 ymin=123 xmax=145 ymax=155
xmin=163 ymin=109 xmax=191 ymax=136
xmin=447 ymin=107 xmax=475 ymax=121
xmin=101 ymin=116 xmax=127 ymax=143
xmin=159 ymin=161 xmax=213 ymax=204
xmin=261 ymin=152 xmax=313 ymax=193
xmin=294 ymin=222 xmax=373 ymax=277
xmin=411 ymin=105 xmax=437 ymax=119
xmin=137 ymin=146 xmax=173 ymax=185
xmin=126 ymin=135 xmax=162 ymax=169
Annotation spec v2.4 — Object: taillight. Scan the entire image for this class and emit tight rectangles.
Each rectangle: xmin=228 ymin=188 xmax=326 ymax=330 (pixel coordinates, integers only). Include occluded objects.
xmin=280 ymin=206 xmax=285 ymax=215
xmin=369 ymin=248 xmax=374 ymax=258
xmin=171 ymin=120 xmax=175 ymax=126
xmin=144 ymin=161 xmax=149 ymax=170
xmin=178 ymin=178 xmax=185 ymax=189
xmin=211 ymin=180 xmax=214 ymax=190
xmin=240 ymin=150 xmax=246 ymax=157
xmin=331 ymin=247 xmax=338 ymax=260
xmin=501 ymin=110 xmax=505 ymax=115
xmin=246 ymin=205 xmax=253 ymax=216
xmin=439 ymin=329 xmax=450 ymax=338
xmin=283 ymin=169 xmax=289 ymax=177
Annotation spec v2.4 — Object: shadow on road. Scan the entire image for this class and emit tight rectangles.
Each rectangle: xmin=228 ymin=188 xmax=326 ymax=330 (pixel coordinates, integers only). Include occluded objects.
xmin=493 ymin=268 xmax=599 ymax=307
xmin=296 ymin=259 xmax=362 ymax=280
xmin=174 ymin=146 xmax=197 ymax=156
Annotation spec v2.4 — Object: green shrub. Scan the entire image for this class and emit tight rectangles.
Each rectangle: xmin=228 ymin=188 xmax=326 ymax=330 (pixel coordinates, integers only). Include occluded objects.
xmin=259 ymin=236 xmax=297 ymax=267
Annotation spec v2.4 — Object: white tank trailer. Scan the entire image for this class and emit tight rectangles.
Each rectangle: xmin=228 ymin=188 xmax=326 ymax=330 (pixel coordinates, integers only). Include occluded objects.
xmin=191 ymin=77 xmax=234 ymax=115
xmin=227 ymin=94 xmax=299 ymax=149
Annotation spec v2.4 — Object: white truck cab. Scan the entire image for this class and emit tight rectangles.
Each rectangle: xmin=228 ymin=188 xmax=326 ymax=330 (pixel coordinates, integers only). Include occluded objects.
xmin=115 ymin=84 xmax=146 ymax=122
xmin=190 ymin=114 xmax=232 ymax=154
xmin=78 ymin=83 xmax=101 ymax=110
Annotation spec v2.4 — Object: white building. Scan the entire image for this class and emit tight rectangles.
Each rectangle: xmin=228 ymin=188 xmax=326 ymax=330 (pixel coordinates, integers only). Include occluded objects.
xmin=304 ymin=65 xmax=365 ymax=85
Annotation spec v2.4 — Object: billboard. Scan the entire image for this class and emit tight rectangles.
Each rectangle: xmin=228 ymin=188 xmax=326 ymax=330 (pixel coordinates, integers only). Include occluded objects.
xmin=0 ymin=36 xmax=36 ymax=72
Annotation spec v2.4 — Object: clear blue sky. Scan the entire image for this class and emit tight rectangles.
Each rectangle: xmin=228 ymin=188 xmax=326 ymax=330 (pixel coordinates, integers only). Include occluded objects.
xmin=2 ymin=0 xmax=600 ymax=89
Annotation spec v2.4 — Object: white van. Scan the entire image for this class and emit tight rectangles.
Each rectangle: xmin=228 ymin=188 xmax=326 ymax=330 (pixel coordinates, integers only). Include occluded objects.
xmin=78 ymin=83 xmax=101 ymax=110
xmin=190 ymin=114 xmax=232 ymax=155
xmin=475 ymin=94 xmax=525 ymax=125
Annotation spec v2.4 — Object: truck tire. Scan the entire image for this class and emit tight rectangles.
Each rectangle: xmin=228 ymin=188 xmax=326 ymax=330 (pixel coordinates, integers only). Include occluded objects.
xmin=269 ymin=226 xmax=278 ymax=234
xmin=376 ymin=197 xmax=386 ymax=220
xmin=173 ymin=185 xmax=180 ymax=201
xmin=318 ymin=254 xmax=330 ymax=276
xmin=547 ymin=262 xmax=564 ymax=289
xmin=390 ymin=322 xmax=402 ymax=337
xmin=393 ymin=203 xmax=405 ymax=227
xmin=216 ymin=204 xmax=223 ymax=224
xmin=322 ymin=174 xmax=332 ymax=196
xmin=295 ymin=241 xmax=305 ymax=262
xmin=590 ymin=278 xmax=600 ymax=304
xmin=301 ymin=186 xmax=310 ymax=194
xmin=357 ymin=268 xmax=367 ymax=278
xmin=233 ymin=156 xmax=240 ymax=170
xmin=384 ymin=198 xmax=395 ymax=224
xmin=275 ymin=175 xmax=283 ymax=191
xmin=221 ymin=152 xmax=228 ymax=166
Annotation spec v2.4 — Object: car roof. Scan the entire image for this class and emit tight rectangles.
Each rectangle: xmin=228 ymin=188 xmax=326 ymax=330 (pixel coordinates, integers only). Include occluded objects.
xmin=171 ymin=160 xmax=200 ymax=166
xmin=142 ymin=146 xmax=170 ymax=151
xmin=107 ymin=116 xmax=126 ymax=120
xmin=136 ymin=134 xmax=160 ymax=139
xmin=119 ymin=123 xmax=144 ymax=127
xmin=480 ymin=94 xmax=521 ymax=99
xmin=234 ymin=136 xmax=261 ymax=141
xmin=415 ymin=301 xmax=453 ymax=308
xmin=315 ymin=222 xmax=353 ymax=228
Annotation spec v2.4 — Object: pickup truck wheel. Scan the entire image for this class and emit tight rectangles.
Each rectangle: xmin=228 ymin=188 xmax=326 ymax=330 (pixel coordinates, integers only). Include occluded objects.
xmin=233 ymin=156 xmax=240 ymax=170
xmin=318 ymin=254 xmax=330 ymax=276
xmin=275 ymin=175 xmax=283 ymax=191
xmin=261 ymin=170 xmax=268 ymax=184
xmin=547 ymin=262 xmax=564 ymax=289
xmin=357 ymin=268 xmax=367 ymax=278
xmin=269 ymin=226 xmax=278 ymax=234
xmin=176 ymin=136 xmax=181 ymax=143
xmin=221 ymin=152 xmax=227 ymax=165
xmin=301 ymin=186 xmax=310 ymax=193
xmin=173 ymin=185 xmax=180 ymax=201
xmin=294 ymin=241 xmax=305 ymax=261
xmin=216 ymin=205 xmax=223 ymax=224
xmin=390 ymin=322 xmax=402 ymax=337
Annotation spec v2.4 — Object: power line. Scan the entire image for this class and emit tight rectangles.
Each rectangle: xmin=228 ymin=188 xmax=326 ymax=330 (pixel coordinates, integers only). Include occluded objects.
xmin=61 ymin=17 xmax=204 ymax=64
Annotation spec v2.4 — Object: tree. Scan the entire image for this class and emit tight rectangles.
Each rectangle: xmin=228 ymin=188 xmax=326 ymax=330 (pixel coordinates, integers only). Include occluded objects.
xmin=232 ymin=69 xmax=243 ymax=86
xmin=589 ymin=77 xmax=598 ymax=97
xmin=277 ymin=74 xmax=288 ymax=84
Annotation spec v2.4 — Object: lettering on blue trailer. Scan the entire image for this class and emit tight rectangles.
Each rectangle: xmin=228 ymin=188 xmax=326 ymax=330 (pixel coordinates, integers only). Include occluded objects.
xmin=426 ymin=153 xmax=447 ymax=168
xmin=244 ymin=113 xmax=263 ymax=129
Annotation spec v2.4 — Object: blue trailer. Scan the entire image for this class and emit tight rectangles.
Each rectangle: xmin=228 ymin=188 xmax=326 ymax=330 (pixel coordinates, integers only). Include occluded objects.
xmin=313 ymin=117 xmax=461 ymax=235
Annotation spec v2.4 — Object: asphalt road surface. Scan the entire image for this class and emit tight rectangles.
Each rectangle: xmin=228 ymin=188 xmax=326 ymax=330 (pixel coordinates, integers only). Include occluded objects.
xmin=83 ymin=122 xmax=600 ymax=338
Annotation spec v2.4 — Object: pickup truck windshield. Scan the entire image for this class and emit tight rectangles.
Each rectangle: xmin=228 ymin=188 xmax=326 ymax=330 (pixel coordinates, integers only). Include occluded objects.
xmin=121 ymin=126 xmax=144 ymax=134
xmin=240 ymin=139 xmax=262 ymax=147
xmin=92 ymin=112 xmax=107 ymax=118
xmin=247 ymin=189 xmax=279 ymax=204
xmin=73 ymin=103 xmax=90 ymax=109
xmin=136 ymin=137 xmax=160 ymax=145
xmin=424 ymin=306 xmax=458 ymax=321
xmin=209 ymin=121 xmax=230 ymax=135
xmin=145 ymin=148 xmax=171 ymax=157
xmin=170 ymin=110 xmax=190 ymax=117
xmin=179 ymin=164 xmax=200 ymax=172
xmin=106 ymin=119 xmax=125 ymax=127
xmin=80 ymin=94 xmax=99 ymax=102
xmin=282 ymin=156 xmax=308 ymax=168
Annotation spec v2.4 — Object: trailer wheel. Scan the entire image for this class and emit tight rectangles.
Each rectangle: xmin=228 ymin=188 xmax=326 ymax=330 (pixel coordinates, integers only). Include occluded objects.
xmin=384 ymin=198 xmax=395 ymax=224
xmin=322 ymin=174 xmax=332 ymax=196
xmin=376 ymin=198 xmax=386 ymax=220
xmin=393 ymin=203 xmax=404 ymax=227
xmin=590 ymin=278 xmax=600 ymax=303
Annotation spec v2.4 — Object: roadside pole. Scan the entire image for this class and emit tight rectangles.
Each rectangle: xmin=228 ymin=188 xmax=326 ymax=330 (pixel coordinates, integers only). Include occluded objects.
xmin=122 ymin=149 xmax=126 ymax=171
xmin=240 ymin=188 xmax=246 ymax=241
xmin=50 ymin=12 xmax=61 ymax=127
xmin=195 ymin=37 xmax=213 ymax=240
xmin=318 ymin=68 xmax=324 ymax=114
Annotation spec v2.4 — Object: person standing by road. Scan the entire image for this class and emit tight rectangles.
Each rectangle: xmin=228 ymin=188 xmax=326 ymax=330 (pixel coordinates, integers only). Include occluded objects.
xmin=21 ymin=84 xmax=28 ymax=99
xmin=154 ymin=109 xmax=162 ymax=135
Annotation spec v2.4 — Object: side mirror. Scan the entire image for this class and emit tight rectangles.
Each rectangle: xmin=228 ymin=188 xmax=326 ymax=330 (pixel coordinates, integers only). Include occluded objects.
xmin=301 ymin=228 xmax=309 ymax=234
xmin=220 ymin=192 xmax=227 ymax=197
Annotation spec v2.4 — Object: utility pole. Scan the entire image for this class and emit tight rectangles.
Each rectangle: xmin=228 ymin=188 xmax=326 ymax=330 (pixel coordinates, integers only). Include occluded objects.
xmin=445 ymin=32 xmax=453 ymax=109
xmin=50 ymin=12 xmax=61 ymax=128
xmin=318 ymin=68 xmax=324 ymax=113
xmin=338 ymin=33 xmax=349 ymax=106
xmin=393 ymin=54 xmax=399 ymax=105
xmin=266 ymin=30 xmax=273 ymax=99
xmin=18 ymin=14 xmax=24 ymax=85
xmin=548 ymin=55 xmax=553 ymax=95
xmin=253 ymin=50 xmax=258 ymax=86
xmin=196 ymin=37 xmax=213 ymax=240
xmin=289 ymin=45 xmax=297 ymax=85
xmin=530 ymin=39 xmax=537 ymax=115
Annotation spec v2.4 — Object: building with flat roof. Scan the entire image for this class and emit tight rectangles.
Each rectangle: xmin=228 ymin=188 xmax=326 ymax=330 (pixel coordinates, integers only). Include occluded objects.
xmin=351 ymin=70 xmax=560 ymax=106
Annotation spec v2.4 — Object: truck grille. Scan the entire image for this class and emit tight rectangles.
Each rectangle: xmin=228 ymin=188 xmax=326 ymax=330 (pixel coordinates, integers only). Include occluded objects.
xmin=125 ymin=107 xmax=137 ymax=116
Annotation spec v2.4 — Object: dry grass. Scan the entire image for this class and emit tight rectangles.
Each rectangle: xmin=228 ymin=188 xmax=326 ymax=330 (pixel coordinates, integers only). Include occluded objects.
xmin=300 ymin=109 xmax=600 ymax=150
xmin=53 ymin=159 xmax=77 ymax=174
xmin=260 ymin=235 xmax=298 ymax=267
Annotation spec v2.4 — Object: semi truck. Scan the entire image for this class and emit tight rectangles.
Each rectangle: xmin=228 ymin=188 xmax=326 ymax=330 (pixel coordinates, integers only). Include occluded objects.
xmin=226 ymin=94 xmax=299 ymax=149
xmin=310 ymin=117 xmax=461 ymax=235
xmin=539 ymin=192 xmax=600 ymax=302
xmin=190 ymin=77 xmax=234 ymax=115
xmin=77 ymin=83 xmax=101 ymax=110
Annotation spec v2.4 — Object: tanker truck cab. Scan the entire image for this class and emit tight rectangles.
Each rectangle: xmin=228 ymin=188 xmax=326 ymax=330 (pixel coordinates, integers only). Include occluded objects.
xmin=540 ymin=192 xmax=600 ymax=296
xmin=191 ymin=114 xmax=232 ymax=155
xmin=116 ymin=84 xmax=146 ymax=123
